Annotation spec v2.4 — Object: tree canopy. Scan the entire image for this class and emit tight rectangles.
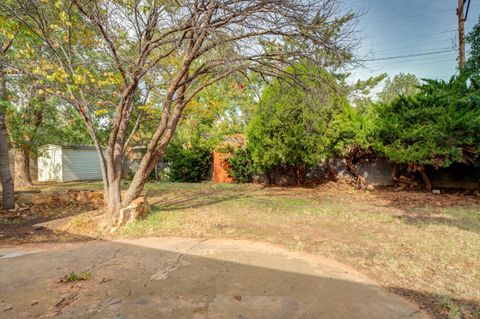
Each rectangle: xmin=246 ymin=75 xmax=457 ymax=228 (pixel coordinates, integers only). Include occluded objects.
xmin=0 ymin=0 xmax=358 ymax=218
xmin=378 ymin=73 xmax=420 ymax=104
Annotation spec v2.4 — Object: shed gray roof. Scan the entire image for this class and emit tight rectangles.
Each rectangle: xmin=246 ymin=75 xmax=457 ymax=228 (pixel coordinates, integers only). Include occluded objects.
xmin=41 ymin=144 xmax=99 ymax=151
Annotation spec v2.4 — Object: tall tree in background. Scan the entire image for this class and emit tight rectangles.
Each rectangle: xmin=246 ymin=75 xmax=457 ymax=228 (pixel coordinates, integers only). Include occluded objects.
xmin=344 ymin=73 xmax=386 ymax=110
xmin=378 ymin=73 xmax=420 ymax=104
xmin=2 ymin=0 xmax=357 ymax=222
xmin=466 ymin=15 xmax=480 ymax=75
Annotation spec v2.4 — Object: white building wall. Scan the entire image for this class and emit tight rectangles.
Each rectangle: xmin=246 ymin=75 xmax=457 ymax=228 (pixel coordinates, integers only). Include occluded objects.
xmin=62 ymin=148 xmax=102 ymax=181
xmin=37 ymin=145 xmax=63 ymax=182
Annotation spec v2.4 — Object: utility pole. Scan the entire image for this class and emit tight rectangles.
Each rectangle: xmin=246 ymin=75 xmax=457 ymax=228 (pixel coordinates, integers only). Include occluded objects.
xmin=457 ymin=0 xmax=466 ymax=68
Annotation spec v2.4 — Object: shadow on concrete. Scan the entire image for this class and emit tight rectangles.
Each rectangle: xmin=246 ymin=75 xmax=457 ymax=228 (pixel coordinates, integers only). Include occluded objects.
xmin=0 ymin=238 xmax=459 ymax=318
xmin=0 ymin=236 xmax=478 ymax=318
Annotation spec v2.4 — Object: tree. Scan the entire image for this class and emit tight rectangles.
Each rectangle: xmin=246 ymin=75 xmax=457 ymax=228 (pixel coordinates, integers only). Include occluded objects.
xmin=248 ymin=63 xmax=347 ymax=184
xmin=466 ymin=15 xmax=480 ymax=74
xmin=344 ymin=73 xmax=387 ymax=110
xmin=180 ymin=75 xmax=259 ymax=141
xmin=0 ymin=14 xmax=17 ymax=209
xmin=2 ymin=0 xmax=357 ymax=222
xmin=324 ymin=103 xmax=375 ymax=180
xmin=372 ymin=75 xmax=480 ymax=191
xmin=378 ymin=73 xmax=420 ymax=104
xmin=227 ymin=147 xmax=256 ymax=183
xmin=324 ymin=74 xmax=386 ymax=180
xmin=163 ymin=136 xmax=213 ymax=183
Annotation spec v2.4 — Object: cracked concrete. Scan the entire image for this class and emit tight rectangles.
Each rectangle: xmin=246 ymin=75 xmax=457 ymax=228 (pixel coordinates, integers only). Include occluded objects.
xmin=0 ymin=238 xmax=427 ymax=318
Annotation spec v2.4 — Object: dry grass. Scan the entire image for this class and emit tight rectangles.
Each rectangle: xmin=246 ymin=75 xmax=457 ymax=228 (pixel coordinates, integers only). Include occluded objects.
xmin=118 ymin=182 xmax=480 ymax=319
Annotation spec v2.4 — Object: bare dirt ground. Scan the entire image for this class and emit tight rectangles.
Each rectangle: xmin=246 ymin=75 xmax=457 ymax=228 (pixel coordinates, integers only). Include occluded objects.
xmin=2 ymin=181 xmax=480 ymax=318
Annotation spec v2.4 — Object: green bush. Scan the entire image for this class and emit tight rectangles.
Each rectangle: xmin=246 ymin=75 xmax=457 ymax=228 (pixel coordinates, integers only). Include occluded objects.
xmin=163 ymin=141 xmax=212 ymax=182
xmin=373 ymin=75 xmax=480 ymax=168
xmin=247 ymin=63 xmax=346 ymax=184
xmin=227 ymin=148 xmax=256 ymax=183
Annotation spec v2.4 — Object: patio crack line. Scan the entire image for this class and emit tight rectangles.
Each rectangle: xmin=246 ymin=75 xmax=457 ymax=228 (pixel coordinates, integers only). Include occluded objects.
xmin=145 ymin=239 xmax=208 ymax=286
xmin=81 ymin=248 xmax=121 ymax=274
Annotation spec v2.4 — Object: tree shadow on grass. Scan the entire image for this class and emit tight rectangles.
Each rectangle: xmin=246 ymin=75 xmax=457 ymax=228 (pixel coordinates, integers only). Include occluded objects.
xmin=148 ymin=189 xmax=257 ymax=212
xmin=389 ymin=287 xmax=480 ymax=319
xmin=0 ymin=197 xmax=99 ymax=245
xmin=371 ymin=188 xmax=480 ymax=234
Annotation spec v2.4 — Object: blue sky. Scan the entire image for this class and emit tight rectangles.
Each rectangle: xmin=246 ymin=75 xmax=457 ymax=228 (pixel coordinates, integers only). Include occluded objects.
xmin=345 ymin=0 xmax=480 ymax=82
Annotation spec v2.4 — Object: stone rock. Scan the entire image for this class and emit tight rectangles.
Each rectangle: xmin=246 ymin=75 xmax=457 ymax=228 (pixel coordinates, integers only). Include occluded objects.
xmin=432 ymin=189 xmax=441 ymax=195
xmin=113 ymin=196 xmax=151 ymax=230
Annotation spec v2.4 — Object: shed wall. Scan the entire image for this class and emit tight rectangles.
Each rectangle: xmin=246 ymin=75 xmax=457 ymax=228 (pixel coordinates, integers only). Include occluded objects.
xmin=62 ymin=148 xmax=102 ymax=181
xmin=38 ymin=145 xmax=63 ymax=182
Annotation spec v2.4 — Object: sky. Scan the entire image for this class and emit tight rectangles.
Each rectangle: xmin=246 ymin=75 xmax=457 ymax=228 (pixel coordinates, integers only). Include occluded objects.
xmin=345 ymin=0 xmax=480 ymax=82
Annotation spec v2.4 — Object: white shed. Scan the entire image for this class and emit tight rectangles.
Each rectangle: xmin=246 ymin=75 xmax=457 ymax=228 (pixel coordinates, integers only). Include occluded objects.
xmin=38 ymin=144 xmax=103 ymax=182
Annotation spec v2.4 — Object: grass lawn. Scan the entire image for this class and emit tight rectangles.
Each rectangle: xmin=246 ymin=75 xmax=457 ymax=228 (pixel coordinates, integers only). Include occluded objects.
xmin=15 ymin=181 xmax=480 ymax=318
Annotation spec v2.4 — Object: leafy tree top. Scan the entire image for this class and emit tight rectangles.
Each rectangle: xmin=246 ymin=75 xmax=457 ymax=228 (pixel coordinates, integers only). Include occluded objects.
xmin=373 ymin=75 xmax=480 ymax=168
xmin=378 ymin=73 xmax=420 ymax=104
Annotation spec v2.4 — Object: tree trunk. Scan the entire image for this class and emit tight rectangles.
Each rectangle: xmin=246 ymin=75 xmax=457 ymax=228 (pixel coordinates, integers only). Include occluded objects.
xmin=106 ymin=176 xmax=122 ymax=223
xmin=0 ymin=112 xmax=14 ymax=209
xmin=295 ymin=165 xmax=305 ymax=185
xmin=418 ymin=165 xmax=432 ymax=192
xmin=122 ymin=107 xmax=183 ymax=208
xmin=0 ymin=61 xmax=14 ymax=210
xmin=14 ymin=147 xmax=32 ymax=187
xmin=391 ymin=163 xmax=400 ymax=182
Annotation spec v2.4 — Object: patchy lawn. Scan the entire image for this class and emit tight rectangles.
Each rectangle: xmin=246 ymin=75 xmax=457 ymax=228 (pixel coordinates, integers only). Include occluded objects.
xmin=8 ymin=181 xmax=480 ymax=318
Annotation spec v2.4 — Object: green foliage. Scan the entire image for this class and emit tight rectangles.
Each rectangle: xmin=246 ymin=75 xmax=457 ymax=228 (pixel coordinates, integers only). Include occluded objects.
xmin=227 ymin=148 xmax=256 ymax=183
xmin=64 ymin=272 xmax=92 ymax=282
xmin=176 ymin=75 xmax=259 ymax=145
xmin=372 ymin=75 xmax=480 ymax=168
xmin=344 ymin=73 xmax=387 ymax=110
xmin=325 ymin=104 xmax=374 ymax=157
xmin=466 ymin=15 xmax=480 ymax=74
xmin=247 ymin=63 xmax=346 ymax=177
xmin=378 ymin=73 xmax=420 ymax=104
xmin=163 ymin=138 xmax=212 ymax=183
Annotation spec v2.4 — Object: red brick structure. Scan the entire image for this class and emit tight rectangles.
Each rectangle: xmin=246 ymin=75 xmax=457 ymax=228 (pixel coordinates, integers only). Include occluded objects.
xmin=213 ymin=151 xmax=233 ymax=183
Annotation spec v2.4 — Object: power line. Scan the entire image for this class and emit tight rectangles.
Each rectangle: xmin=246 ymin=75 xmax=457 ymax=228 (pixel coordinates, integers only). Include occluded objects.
xmin=362 ymin=7 xmax=457 ymax=25
xmin=365 ymin=57 xmax=457 ymax=69
xmin=465 ymin=0 xmax=472 ymax=20
xmin=366 ymin=56 xmax=457 ymax=68
xmin=360 ymin=49 xmax=456 ymax=62
xmin=361 ymin=3 xmax=479 ymax=25
xmin=364 ymin=29 xmax=457 ymax=46
xmin=373 ymin=40 xmax=456 ymax=55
